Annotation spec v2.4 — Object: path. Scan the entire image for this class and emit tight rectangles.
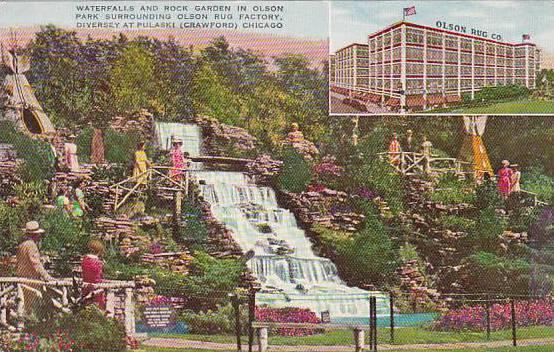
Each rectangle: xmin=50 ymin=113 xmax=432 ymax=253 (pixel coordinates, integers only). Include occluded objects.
xmin=143 ymin=337 xmax=554 ymax=351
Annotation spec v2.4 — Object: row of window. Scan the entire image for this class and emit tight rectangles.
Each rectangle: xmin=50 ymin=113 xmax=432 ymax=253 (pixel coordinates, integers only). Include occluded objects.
xmin=369 ymin=63 xmax=533 ymax=77
xmin=368 ymin=77 xmax=534 ymax=93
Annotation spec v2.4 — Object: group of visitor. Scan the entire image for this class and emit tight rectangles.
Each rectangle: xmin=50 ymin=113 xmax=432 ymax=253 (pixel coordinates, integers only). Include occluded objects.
xmin=497 ymin=160 xmax=521 ymax=199
xmin=388 ymin=131 xmax=433 ymax=166
xmin=55 ymin=179 xmax=90 ymax=217
xmin=132 ymin=138 xmax=190 ymax=185
xmin=16 ymin=221 xmax=107 ymax=314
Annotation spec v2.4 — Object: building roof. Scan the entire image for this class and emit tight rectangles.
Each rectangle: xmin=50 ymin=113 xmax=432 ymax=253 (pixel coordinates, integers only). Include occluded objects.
xmin=335 ymin=42 xmax=369 ymax=54
xmin=368 ymin=21 xmax=536 ymax=47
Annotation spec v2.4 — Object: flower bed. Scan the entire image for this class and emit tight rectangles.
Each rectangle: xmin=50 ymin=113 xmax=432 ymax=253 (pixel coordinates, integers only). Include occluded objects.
xmin=255 ymin=307 xmax=322 ymax=336
xmin=433 ymin=299 xmax=553 ymax=331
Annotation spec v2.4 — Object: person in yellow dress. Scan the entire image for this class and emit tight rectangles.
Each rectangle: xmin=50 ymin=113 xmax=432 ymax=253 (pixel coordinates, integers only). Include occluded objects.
xmin=133 ymin=142 xmax=151 ymax=185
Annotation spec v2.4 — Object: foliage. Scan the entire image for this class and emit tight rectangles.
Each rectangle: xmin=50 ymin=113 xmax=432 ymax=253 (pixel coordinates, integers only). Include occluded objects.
xmin=460 ymin=252 xmax=531 ymax=294
xmin=347 ymin=127 xmax=406 ymax=214
xmin=464 ymin=84 xmax=531 ymax=103
xmin=337 ymin=208 xmax=398 ymax=285
xmin=474 ymin=178 xmax=503 ymax=209
xmin=104 ymin=129 xmax=141 ymax=165
xmin=38 ymin=209 xmax=90 ymax=276
xmin=4 ymin=331 xmax=78 ymax=352
xmin=428 ymin=174 xmax=476 ymax=205
xmin=57 ymin=306 xmax=127 ymax=352
xmin=468 ymin=208 xmax=507 ymax=253
xmin=256 ymin=306 xmax=322 ymax=336
xmin=0 ymin=201 xmax=24 ymax=255
xmin=181 ymin=252 xmax=245 ymax=311
xmin=277 ymin=147 xmax=313 ymax=193
xmin=437 ymin=215 xmax=476 ymax=233
xmin=312 ymin=156 xmax=344 ymax=190
xmin=434 ymin=299 xmax=552 ymax=332
xmin=0 ymin=121 xmax=54 ymax=182
xmin=178 ymin=203 xmax=209 ymax=249
xmin=180 ymin=302 xmax=248 ymax=335
xmin=90 ymin=163 xmax=128 ymax=183
xmin=521 ymin=166 xmax=554 ymax=203
xmin=14 ymin=181 xmax=48 ymax=216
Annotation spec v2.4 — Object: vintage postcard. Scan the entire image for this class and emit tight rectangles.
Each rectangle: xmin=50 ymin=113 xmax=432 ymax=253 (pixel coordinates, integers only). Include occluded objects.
xmin=0 ymin=1 xmax=553 ymax=352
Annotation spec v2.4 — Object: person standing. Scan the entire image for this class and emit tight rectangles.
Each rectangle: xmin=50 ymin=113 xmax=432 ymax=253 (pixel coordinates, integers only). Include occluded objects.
xmin=421 ymin=135 xmax=433 ymax=171
xmin=81 ymin=239 xmax=106 ymax=310
xmin=170 ymin=138 xmax=186 ymax=182
xmin=511 ymin=164 xmax=521 ymax=193
xmin=404 ymin=130 xmax=415 ymax=153
xmin=388 ymin=132 xmax=402 ymax=166
xmin=497 ymin=160 xmax=513 ymax=199
xmin=16 ymin=221 xmax=53 ymax=315
xmin=64 ymin=135 xmax=80 ymax=172
xmin=133 ymin=142 xmax=151 ymax=185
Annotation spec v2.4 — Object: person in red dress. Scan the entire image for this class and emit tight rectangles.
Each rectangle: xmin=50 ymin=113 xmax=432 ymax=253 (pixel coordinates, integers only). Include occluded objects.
xmin=81 ymin=239 xmax=106 ymax=310
xmin=497 ymin=160 xmax=513 ymax=199
xmin=388 ymin=132 xmax=402 ymax=166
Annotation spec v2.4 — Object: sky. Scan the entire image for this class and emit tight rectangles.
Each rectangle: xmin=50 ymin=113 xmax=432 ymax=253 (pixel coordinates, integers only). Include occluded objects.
xmin=330 ymin=0 xmax=554 ymax=56
xmin=0 ymin=1 xmax=329 ymax=40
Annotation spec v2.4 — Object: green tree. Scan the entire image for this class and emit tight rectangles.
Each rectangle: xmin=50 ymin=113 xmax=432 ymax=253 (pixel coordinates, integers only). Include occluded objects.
xmin=277 ymin=147 xmax=313 ymax=193
xmin=191 ymin=61 xmax=242 ymax=125
xmin=109 ymin=43 xmax=159 ymax=114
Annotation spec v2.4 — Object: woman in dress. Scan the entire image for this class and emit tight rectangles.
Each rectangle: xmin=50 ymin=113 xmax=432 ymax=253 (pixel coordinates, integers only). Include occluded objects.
xmin=64 ymin=135 xmax=80 ymax=172
xmin=133 ymin=142 xmax=151 ymax=185
xmin=81 ymin=239 xmax=106 ymax=310
xmin=170 ymin=138 xmax=186 ymax=182
xmin=72 ymin=180 xmax=90 ymax=217
xmin=511 ymin=164 xmax=521 ymax=193
xmin=497 ymin=160 xmax=513 ymax=199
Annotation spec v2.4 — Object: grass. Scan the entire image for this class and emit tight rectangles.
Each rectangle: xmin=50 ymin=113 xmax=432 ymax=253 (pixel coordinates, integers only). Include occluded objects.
xmin=429 ymin=99 xmax=554 ymax=114
xmin=139 ymin=345 xmax=554 ymax=352
xmin=147 ymin=326 xmax=554 ymax=346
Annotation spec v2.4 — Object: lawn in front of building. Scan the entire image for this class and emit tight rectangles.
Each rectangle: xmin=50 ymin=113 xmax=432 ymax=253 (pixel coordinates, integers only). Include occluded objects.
xmin=430 ymin=99 xmax=554 ymax=114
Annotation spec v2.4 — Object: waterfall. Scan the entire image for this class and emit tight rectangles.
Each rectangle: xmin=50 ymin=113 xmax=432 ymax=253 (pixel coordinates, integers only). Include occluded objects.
xmin=155 ymin=122 xmax=389 ymax=319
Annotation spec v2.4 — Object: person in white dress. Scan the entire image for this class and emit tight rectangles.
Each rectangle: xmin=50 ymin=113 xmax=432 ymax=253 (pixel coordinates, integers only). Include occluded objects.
xmin=64 ymin=134 xmax=80 ymax=172
xmin=511 ymin=164 xmax=521 ymax=193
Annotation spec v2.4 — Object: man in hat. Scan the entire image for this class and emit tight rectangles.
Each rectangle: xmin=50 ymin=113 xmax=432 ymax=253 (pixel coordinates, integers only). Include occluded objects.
xmin=17 ymin=221 xmax=53 ymax=315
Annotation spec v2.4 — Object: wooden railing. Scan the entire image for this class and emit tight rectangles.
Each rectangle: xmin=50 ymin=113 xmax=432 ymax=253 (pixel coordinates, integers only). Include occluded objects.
xmin=110 ymin=166 xmax=196 ymax=211
xmin=377 ymin=151 xmax=469 ymax=175
xmin=0 ymin=277 xmax=136 ymax=335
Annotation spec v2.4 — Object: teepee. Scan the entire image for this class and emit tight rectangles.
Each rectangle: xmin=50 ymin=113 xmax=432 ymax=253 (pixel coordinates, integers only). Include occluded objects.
xmin=457 ymin=116 xmax=493 ymax=180
xmin=0 ymin=44 xmax=55 ymax=134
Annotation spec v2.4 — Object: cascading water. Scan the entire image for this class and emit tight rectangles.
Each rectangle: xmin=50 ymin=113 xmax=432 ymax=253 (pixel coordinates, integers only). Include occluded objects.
xmin=155 ymin=122 xmax=389 ymax=319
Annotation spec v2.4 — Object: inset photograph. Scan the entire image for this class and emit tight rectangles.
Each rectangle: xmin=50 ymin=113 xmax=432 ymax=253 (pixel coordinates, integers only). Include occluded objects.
xmin=330 ymin=1 xmax=554 ymax=114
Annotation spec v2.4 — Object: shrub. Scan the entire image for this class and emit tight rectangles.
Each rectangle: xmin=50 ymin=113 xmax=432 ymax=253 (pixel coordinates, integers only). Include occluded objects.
xmin=428 ymin=174 xmax=476 ymax=205
xmin=0 ymin=121 xmax=54 ymax=182
xmin=460 ymin=252 xmax=530 ymax=294
xmin=469 ymin=208 xmax=507 ymax=252
xmin=434 ymin=299 xmax=552 ymax=332
xmin=256 ymin=307 xmax=322 ymax=336
xmin=521 ymin=167 xmax=554 ymax=204
xmin=0 ymin=201 xmax=24 ymax=256
xmin=475 ymin=178 xmax=503 ymax=209
xmin=337 ymin=215 xmax=398 ymax=286
xmin=469 ymin=85 xmax=531 ymax=103
xmin=277 ymin=147 xmax=312 ymax=193
xmin=38 ymin=209 xmax=90 ymax=276
xmin=58 ymin=306 xmax=127 ymax=352
xmin=4 ymin=331 xmax=78 ymax=352
xmin=178 ymin=203 xmax=209 ymax=248
xmin=180 ymin=302 xmax=249 ymax=335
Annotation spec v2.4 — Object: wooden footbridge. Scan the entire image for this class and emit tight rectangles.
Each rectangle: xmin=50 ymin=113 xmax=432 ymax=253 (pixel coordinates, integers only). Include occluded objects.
xmin=378 ymin=151 xmax=548 ymax=207
xmin=377 ymin=151 xmax=470 ymax=176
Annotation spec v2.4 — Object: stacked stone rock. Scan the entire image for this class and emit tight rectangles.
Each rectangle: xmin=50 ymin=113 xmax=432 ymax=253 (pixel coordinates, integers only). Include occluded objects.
xmin=280 ymin=189 xmax=365 ymax=233
xmin=93 ymin=216 xmax=152 ymax=257
xmin=111 ymin=109 xmax=154 ymax=140
xmin=396 ymin=259 xmax=440 ymax=308
xmin=141 ymin=251 xmax=192 ymax=275
xmin=191 ymin=115 xmax=257 ymax=155
xmin=246 ymin=154 xmax=282 ymax=185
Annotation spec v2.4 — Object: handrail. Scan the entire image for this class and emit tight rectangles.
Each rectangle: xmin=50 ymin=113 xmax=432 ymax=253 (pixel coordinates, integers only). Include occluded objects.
xmin=0 ymin=277 xmax=135 ymax=288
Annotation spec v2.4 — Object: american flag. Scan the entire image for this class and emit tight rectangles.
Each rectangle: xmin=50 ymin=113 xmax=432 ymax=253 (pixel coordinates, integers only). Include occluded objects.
xmin=522 ymin=34 xmax=531 ymax=40
xmin=404 ymin=6 xmax=416 ymax=16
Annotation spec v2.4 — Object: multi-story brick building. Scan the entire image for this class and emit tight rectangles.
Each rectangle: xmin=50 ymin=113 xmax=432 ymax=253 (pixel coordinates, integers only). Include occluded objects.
xmin=366 ymin=21 xmax=541 ymax=110
xmin=334 ymin=43 xmax=369 ymax=91
xmin=329 ymin=54 xmax=336 ymax=85
xmin=331 ymin=21 xmax=541 ymax=112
